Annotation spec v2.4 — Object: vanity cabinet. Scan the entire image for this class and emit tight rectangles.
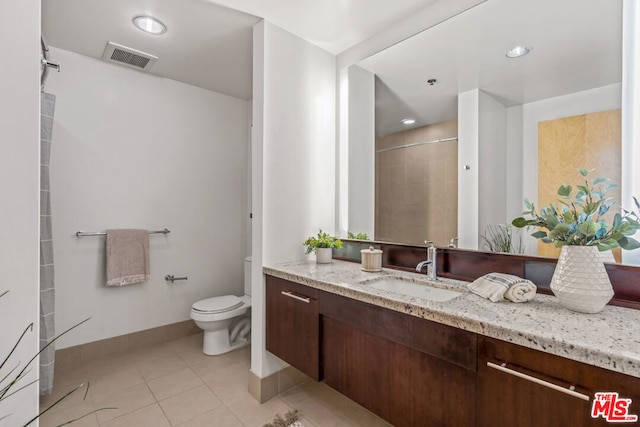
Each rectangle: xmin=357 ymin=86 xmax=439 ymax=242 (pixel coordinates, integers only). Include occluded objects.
xmin=265 ymin=273 xmax=640 ymax=427
xmin=478 ymin=336 xmax=640 ymax=427
xmin=319 ymin=291 xmax=477 ymax=427
xmin=265 ymin=276 xmax=320 ymax=380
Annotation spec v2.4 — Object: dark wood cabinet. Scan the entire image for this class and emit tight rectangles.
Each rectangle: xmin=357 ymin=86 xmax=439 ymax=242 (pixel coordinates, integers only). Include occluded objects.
xmin=388 ymin=341 xmax=477 ymax=426
xmin=478 ymin=336 xmax=640 ymax=427
xmin=265 ymin=275 xmax=320 ymax=380
xmin=320 ymin=292 xmax=477 ymax=427
xmin=265 ymin=273 xmax=640 ymax=427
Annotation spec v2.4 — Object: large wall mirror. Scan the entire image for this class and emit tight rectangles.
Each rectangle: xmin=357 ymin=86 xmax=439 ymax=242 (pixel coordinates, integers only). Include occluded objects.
xmin=343 ymin=0 xmax=639 ymax=265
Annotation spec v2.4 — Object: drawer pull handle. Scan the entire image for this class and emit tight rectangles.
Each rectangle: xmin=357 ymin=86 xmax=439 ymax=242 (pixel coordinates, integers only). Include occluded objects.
xmin=487 ymin=362 xmax=590 ymax=401
xmin=281 ymin=291 xmax=311 ymax=303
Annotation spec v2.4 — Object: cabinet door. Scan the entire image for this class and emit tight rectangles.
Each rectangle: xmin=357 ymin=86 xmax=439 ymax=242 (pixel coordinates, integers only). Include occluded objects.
xmin=322 ymin=317 xmax=392 ymax=420
xmin=321 ymin=292 xmax=477 ymax=427
xmin=478 ymin=336 xmax=640 ymax=427
xmin=265 ymin=275 xmax=320 ymax=380
xmin=389 ymin=341 xmax=476 ymax=426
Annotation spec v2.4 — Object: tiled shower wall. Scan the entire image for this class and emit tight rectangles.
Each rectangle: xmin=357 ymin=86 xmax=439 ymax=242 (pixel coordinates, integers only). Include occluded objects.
xmin=375 ymin=119 xmax=458 ymax=246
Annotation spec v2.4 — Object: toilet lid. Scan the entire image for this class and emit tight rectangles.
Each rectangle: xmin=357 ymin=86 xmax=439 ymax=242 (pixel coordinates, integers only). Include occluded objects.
xmin=192 ymin=295 xmax=243 ymax=314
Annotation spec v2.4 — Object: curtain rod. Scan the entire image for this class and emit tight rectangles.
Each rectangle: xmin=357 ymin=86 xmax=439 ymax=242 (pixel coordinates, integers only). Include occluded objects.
xmin=376 ymin=136 xmax=458 ymax=153
xmin=75 ymin=228 xmax=170 ymax=237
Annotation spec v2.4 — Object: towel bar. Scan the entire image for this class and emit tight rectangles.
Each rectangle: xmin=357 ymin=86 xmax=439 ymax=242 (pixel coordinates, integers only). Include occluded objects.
xmin=76 ymin=228 xmax=170 ymax=237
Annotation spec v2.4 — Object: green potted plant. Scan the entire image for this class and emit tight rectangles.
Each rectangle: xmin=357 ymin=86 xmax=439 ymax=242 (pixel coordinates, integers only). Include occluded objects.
xmin=512 ymin=168 xmax=640 ymax=313
xmin=303 ymin=230 xmax=343 ymax=264
xmin=347 ymin=231 xmax=369 ymax=240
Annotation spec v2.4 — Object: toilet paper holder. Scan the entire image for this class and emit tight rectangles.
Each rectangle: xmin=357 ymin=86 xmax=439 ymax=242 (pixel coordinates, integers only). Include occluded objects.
xmin=165 ymin=274 xmax=187 ymax=283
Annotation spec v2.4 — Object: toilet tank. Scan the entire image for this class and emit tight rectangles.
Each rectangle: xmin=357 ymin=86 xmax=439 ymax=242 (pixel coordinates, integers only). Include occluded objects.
xmin=244 ymin=256 xmax=252 ymax=296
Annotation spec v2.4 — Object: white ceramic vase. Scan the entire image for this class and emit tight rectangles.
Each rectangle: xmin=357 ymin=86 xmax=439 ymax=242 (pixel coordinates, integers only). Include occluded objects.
xmin=316 ymin=247 xmax=333 ymax=264
xmin=550 ymin=246 xmax=614 ymax=313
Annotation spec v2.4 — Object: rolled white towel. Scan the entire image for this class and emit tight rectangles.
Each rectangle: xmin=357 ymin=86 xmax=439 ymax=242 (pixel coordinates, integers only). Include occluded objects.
xmin=504 ymin=280 xmax=537 ymax=303
xmin=468 ymin=273 xmax=537 ymax=303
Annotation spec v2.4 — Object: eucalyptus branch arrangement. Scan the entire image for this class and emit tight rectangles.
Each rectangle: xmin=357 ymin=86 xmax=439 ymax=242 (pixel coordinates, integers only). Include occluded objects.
xmin=512 ymin=168 xmax=640 ymax=251
xmin=303 ymin=230 xmax=343 ymax=254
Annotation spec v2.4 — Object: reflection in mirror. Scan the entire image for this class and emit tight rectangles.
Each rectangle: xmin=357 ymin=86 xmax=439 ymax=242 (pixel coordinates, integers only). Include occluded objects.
xmin=375 ymin=120 xmax=457 ymax=247
xmin=346 ymin=0 xmax=630 ymax=261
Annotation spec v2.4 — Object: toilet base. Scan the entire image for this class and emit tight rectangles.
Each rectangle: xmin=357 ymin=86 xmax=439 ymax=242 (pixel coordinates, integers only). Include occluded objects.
xmin=201 ymin=318 xmax=251 ymax=355
xmin=202 ymin=329 xmax=250 ymax=355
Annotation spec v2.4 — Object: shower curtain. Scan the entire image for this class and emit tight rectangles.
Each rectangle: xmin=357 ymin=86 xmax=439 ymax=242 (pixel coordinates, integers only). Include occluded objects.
xmin=39 ymin=92 xmax=56 ymax=395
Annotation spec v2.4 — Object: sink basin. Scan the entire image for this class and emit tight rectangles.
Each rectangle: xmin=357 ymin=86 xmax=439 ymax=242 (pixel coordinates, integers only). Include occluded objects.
xmin=364 ymin=277 xmax=462 ymax=302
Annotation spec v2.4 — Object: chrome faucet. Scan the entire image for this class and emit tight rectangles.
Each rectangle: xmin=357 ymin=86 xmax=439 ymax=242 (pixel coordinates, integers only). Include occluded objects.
xmin=416 ymin=240 xmax=438 ymax=281
xmin=448 ymin=237 xmax=459 ymax=248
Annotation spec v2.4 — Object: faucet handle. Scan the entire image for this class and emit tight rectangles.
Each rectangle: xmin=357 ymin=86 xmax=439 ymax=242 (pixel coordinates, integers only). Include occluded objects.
xmin=424 ymin=240 xmax=435 ymax=248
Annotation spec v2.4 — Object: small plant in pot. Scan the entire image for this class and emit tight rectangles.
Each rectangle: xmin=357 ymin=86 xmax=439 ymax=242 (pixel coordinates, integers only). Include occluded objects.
xmin=347 ymin=231 xmax=370 ymax=240
xmin=303 ymin=230 xmax=343 ymax=264
xmin=511 ymin=168 xmax=640 ymax=313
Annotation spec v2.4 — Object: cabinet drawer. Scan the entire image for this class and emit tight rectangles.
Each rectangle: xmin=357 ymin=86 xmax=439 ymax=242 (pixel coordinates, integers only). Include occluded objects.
xmin=319 ymin=291 xmax=476 ymax=371
xmin=478 ymin=336 xmax=640 ymax=426
xmin=265 ymin=275 xmax=320 ymax=380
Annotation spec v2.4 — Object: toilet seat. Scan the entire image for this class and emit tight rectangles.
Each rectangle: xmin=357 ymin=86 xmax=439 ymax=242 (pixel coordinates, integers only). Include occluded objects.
xmin=192 ymin=295 xmax=243 ymax=314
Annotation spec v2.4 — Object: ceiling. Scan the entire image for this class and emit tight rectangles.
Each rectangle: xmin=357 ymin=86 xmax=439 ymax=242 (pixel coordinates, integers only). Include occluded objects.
xmin=43 ymin=0 xmax=620 ymax=134
xmin=359 ymin=0 xmax=623 ymax=136
xmin=204 ymin=0 xmax=439 ymax=55
xmin=42 ymin=0 xmax=260 ymax=99
xmin=42 ymin=0 xmax=444 ymax=100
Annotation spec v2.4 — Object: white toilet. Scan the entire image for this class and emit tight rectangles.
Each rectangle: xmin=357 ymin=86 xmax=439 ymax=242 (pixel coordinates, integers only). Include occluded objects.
xmin=190 ymin=257 xmax=252 ymax=355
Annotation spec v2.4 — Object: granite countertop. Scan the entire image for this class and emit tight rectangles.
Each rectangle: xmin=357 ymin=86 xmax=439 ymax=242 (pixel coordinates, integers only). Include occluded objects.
xmin=264 ymin=259 xmax=640 ymax=378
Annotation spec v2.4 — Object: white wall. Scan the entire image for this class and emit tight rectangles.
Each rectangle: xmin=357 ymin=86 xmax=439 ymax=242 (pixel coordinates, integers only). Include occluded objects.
xmin=505 ymin=105 xmax=524 ymax=223
xmin=508 ymin=83 xmax=622 ymax=254
xmin=0 ymin=1 xmax=40 ymax=424
xmin=347 ymin=65 xmax=375 ymax=238
xmin=458 ymin=89 xmax=509 ymax=248
xmin=478 ymin=91 xmax=507 ymax=242
xmin=46 ymin=47 xmax=249 ymax=348
xmin=622 ymin=0 xmax=640 ymax=265
xmin=251 ymin=20 xmax=336 ymax=378
xmin=457 ymin=90 xmax=480 ymax=249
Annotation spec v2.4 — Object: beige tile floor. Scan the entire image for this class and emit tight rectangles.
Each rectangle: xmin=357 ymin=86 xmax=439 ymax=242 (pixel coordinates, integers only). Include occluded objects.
xmin=40 ymin=333 xmax=391 ymax=427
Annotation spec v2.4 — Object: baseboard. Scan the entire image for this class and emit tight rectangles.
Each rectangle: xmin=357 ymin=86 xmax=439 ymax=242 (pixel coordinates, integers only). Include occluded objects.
xmin=55 ymin=320 xmax=201 ymax=367
xmin=248 ymin=366 xmax=310 ymax=403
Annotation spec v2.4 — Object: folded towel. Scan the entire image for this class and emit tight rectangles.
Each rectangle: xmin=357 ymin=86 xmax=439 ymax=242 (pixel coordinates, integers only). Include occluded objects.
xmin=106 ymin=229 xmax=150 ymax=286
xmin=468 ymin=273 xmax=537 ymax=303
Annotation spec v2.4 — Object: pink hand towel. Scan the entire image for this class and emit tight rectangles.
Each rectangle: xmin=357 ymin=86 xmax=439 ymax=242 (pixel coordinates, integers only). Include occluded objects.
xmin=106 ymin=229 xmax=150 ymax=286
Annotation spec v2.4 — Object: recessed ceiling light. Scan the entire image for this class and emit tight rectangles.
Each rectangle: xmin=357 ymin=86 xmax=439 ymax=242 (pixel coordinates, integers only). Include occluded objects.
xmin=401 ymin=119 xmax=416 ymax=125
xmin=506 ymin=46 xmax=530 ymax=58
xmin=133 ymin=15 xmax=167 ymax=35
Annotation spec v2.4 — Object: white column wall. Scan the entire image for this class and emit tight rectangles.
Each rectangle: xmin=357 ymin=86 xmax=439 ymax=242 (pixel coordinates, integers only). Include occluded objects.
xmin=457 ymin=90 xmax=480 ymax=249
xmin=0 ymin=0 xmax=40 ymax=423
xmin=505 ymin=105 xmax=524 ymax=224
xmin=459 ymin=90 xmax=509 ymax=249
xmin=478 ymin=91 xmax=508 ymax=243
xmin=251 ymin=21 xmax=336 ymax=378
xmin=347 ymin=65 xmax=375 ymax=238
xmin=622 ymin=0 xmax=640 ymax=265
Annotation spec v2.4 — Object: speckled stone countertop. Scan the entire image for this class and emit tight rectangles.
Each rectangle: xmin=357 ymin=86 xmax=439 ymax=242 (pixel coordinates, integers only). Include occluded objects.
xmin=264 ymin=259 xmax=640 ymax=378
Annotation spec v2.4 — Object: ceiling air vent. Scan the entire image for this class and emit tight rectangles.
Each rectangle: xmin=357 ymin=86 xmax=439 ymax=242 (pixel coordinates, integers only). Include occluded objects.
xmin=101 ymin=42 xmax=158 ymax=70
